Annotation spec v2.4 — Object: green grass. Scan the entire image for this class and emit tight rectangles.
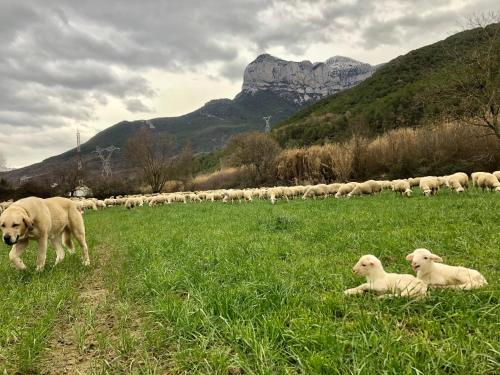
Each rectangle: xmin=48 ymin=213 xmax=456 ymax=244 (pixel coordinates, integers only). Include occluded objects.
xmin=0 ymin=190 xmax=499 ymax=374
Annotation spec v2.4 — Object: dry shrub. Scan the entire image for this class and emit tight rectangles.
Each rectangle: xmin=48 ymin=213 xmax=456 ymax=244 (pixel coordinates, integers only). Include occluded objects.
xmin=276 ymin=138 xmax=358 ymax=184
xmin=362 ymin=122 xmax=500 ymax=178
xmin=275 ymin=122 xmax=500 ymax=183
xmin=161 ymin=180 xmax=185 ymax=193
xmin=190 ymin=167 xmax=253 ymax=191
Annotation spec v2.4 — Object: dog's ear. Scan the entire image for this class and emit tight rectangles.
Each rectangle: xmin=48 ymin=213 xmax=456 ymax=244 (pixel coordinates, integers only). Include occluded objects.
xmin=23 ymin=216 xmax=33 ymax=231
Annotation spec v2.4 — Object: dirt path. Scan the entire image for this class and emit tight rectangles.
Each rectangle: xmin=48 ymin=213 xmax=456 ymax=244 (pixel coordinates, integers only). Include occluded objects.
xmin=39 ymin=246 xmax=161 ymax=374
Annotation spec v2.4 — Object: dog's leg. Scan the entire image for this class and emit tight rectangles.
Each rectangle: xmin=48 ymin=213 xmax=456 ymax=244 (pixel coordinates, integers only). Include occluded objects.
xmin=68 ymin=207 xmax=90 ymax=266
xmin=9 ymin=240 xmax=29 ymax=271
xmin=62 ymin=228 xmax=75 ymax=254
xmin=72 ymin=228 xmax=90 ymax=266
xmin=36 ymin=235 xmax=49 ymax=272
xmin=51 ymin=236 xmax=65 ymax=266
xmin=75 ymin=232 xmax=90 ymax=266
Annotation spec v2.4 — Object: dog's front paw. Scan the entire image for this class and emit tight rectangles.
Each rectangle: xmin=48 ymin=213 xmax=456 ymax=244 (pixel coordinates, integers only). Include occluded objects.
xmin=17 ymin=264 xmax=27 ymax=272
xmin=82 ymin=259 xmax=90 ymax=267
xmin=36 ymin=265 xmax=45 ymax=272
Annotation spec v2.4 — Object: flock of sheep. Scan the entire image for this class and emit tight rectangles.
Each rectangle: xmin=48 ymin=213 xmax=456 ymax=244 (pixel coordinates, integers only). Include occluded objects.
xmin=76 ymin=170 xmax=500 ymax=211
xmin=0 ymin=171 xmax=498 ymax=214
xmin=345 ymin=249 xmax=488 ymax=298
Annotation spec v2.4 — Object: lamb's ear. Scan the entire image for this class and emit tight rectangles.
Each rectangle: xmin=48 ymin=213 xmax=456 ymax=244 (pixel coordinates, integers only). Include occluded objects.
xmin=405 ymin=253 xmax=414 ymax=261
xmin=23 ymin=216 xmax=33 ymax=231
xmin=430 ymin=254 xmax=443 ymax=262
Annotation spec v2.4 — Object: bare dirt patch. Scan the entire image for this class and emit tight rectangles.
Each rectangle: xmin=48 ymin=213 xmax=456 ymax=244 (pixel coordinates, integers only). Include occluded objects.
xmin=39 ymin=246 xmax=161 ymax=374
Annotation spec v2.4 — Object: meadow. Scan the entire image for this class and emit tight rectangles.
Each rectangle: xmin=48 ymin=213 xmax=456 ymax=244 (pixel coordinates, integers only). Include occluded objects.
xmin=0 ymin=189 xmax=498 ymax=374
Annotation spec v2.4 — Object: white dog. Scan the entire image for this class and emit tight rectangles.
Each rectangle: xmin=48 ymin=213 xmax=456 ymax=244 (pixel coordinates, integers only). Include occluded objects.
xmin=0 ymin=196 xmax=90 ymax=271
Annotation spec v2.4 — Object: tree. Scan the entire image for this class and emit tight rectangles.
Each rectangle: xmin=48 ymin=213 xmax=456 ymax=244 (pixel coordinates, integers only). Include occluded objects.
xmin=445 ymin=14 xmax=500 ymax=138
xmin=225 ymin=132 xmax=281 ymax=183
xmin=173 ymin=140 xmax=194 ymax=181
xmin=125 ymin=128 xmax=175 ymax=193
xmin=50 ymin=160 xmax=86 ymax=196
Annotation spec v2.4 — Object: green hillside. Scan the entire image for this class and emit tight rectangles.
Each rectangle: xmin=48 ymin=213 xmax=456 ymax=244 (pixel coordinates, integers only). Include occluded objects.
xmin=273 ymin=23 xmax=500 ymax=146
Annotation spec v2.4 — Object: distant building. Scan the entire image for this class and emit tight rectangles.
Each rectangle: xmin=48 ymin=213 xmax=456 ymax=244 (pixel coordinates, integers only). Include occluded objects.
xmin=72 ymin=185 xmax=92 ymax=197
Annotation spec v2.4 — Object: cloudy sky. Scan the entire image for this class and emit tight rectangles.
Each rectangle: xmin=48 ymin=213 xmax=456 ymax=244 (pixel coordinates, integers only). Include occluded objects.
xmin=0 ymin=0 xmax=497 ymax=168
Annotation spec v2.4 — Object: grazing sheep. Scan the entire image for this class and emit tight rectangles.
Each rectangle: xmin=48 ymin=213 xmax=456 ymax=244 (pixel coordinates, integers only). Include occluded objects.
xmin=406 ymin=248 xmax=487 ymax=290
xmin=125 ymin=197 xmax=143 ymax=209
xmin=347 ymin=180 xmax=381 ymax=197
xmin=447 ymin=172 xmax=468 ymax=188
xmin=269 ymin=187 xmax=288 ymax=204
xmin=391 ymin=179 xmax=412 ymax=197
xmin=187 ymin=193 xmax=202 ymax=203
xmin=408 ymin=177 xmax=421 ymax=187
xmin=476 ymin=173 xmax=500 ymax=192
xmin=302 ymin=184 xmax=328 ymax=199
xmin=335 ymin=182 xmax=357 ymax=198
xmin=437 ymin=176 xmax=448 ymax=187
xmin=344 ymin=255 xmax=427 ymax=298
xmin=96 ymin=200 xmax=106 ymax=209
xmin=379 ymin=180 xmax=394 ymax=190
xmin=471 ymin=172 xmax=488 ymax=187
xmin=326 ymin=183 xmax=342 ymax=195
xmin=419 ymin=176 xmax=439 ymax=196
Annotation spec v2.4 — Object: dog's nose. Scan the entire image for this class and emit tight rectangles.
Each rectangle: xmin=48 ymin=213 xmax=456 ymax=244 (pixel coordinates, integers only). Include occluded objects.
xmin=4 ymin=235 xmax=12 ymax=245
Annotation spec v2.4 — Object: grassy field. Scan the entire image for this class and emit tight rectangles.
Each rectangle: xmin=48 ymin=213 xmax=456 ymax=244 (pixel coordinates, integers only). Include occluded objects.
xmin=0 ymin=190 xmax=498 ymax=374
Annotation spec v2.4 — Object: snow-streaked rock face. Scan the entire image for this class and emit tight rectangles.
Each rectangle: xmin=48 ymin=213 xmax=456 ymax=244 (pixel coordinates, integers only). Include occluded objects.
xmin=240 ymin=54 xmax=375 ymax=104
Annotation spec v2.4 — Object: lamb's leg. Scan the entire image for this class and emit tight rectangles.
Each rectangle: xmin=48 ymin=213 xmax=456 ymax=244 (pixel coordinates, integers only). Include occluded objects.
xmin=9 ymin=240 xmax=29 ymax=271
xmin=344 ymin=283 xmax=370 ymax=295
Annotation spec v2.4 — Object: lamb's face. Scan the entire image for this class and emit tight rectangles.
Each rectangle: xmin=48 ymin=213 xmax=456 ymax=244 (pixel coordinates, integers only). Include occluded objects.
xmin=406 ymin=248 xmax=442 ymax=272
xmin=352 ymin=255 xmax=380 ymax=276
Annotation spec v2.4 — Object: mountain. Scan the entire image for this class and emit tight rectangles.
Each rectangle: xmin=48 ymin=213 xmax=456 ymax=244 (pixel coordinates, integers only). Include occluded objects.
xmin=2 ymin=53 xmax=375 ymax=181
xmin=239 ymin=54 xmax=375 ymax=104
xmin=273 ymin=23 xmax=500 ymax=146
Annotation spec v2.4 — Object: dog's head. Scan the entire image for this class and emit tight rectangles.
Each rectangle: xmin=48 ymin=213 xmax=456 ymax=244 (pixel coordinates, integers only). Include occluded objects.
xmin=0 ymin=206 xmax=33 ymax=246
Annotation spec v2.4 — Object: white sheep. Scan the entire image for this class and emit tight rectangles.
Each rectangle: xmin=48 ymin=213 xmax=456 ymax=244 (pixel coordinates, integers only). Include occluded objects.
xmin=476 ymin=173 xmax=500 ymax=192
xmin=269 ymin=187 xmax=288 ymax=204
xmin=471 ymin=172 xmax=488 ymax=187
xmin=344 ymin=255 xmax=427 ymax=298
xmin=493 ymin=171 xmax=500 ymax=180
xmin=406 ymin=248 xmax=487 ymax=290
xmin=326 ymin=183 xmax=342 ymax=195
xmin=335 ymin=182 xmax=357 ymax=198
xmin=347 ymin=180 xmax=381 ymax=197
xmin=419 ymin=176 xmax=439 ymax=196
xmin=408 ymin=177 xmax=421 ymax=187
xmin=302 ymin=184 xmax=328 ymax=199
xmin=391 ymin=179 xmax=412 ymax=197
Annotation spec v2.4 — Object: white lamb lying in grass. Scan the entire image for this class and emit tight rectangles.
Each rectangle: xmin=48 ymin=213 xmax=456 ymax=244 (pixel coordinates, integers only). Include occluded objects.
xmin=344 ymin=255 xmax=427 ymax=298
xmin=406 ymin=248 xmax=488 ymax=290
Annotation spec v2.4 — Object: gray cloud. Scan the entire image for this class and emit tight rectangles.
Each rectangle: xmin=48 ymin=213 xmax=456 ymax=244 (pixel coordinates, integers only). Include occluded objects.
xmin=125 ymin=99 xmax=153 ymax=114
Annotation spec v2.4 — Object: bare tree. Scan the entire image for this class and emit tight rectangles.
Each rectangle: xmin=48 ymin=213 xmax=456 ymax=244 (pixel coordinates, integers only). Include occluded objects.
xmin=125 ymin=128 xmax=175 ymax=193
xmin=50 ymin=159 xmax=86 ymax=196
xmin=225 ymin=132 xmax=281 ymax=183
xmin=446 ymin=14 xmax=500 ymax=138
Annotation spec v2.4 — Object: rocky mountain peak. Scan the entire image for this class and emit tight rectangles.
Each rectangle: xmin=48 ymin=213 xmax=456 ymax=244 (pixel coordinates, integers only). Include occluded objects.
xmin=240 ymin=53 xmax=375 ymax=104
